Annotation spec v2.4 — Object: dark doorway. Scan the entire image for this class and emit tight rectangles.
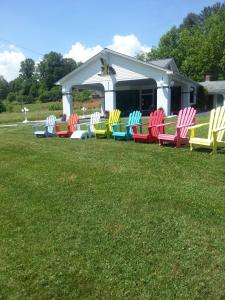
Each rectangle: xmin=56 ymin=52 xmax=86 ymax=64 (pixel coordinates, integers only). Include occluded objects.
xmin=116 ymin=90 xmax=139 ymax=116
xmin=206 ymin=95 xmax=214 ymax=110
xmin=171 ymin=86 xmax=181 ymax=115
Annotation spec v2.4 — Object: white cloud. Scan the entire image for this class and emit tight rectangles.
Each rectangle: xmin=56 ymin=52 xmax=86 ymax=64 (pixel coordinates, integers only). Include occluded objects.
xmin=108 ymin=34 xmax=151 ymax=57
xmin=64 ymin=42 xmax=103 ymax=62
xmin=0 ymin=49 xmax=25 ymax=81
xmin=64 ymin=34 xmax=151 ymax=62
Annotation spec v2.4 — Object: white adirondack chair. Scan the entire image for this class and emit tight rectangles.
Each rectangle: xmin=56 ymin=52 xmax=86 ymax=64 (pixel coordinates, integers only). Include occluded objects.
xmin=33 ymin=115 xmax=56 ymax=138
xmin=70 ymin=112 xmax=101 ymax=139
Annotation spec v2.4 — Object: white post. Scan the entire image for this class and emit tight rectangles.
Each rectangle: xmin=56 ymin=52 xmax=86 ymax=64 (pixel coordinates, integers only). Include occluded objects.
xmin=102 ymin=77 xmax=116 ymax=112
xmin=223 ymin=94 xmax=225 ymax=106
xmin=157 ymin=79 xmax=171 ymax=116
xmin=181 ymin=84 xmax=190 ymax=108
xmin=62 ymin=86 xmax=73 ymax=120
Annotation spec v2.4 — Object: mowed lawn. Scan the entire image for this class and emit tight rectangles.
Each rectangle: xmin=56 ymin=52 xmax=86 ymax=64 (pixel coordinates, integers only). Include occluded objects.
xmin=0 ymin=115 xmax=225 ymax=299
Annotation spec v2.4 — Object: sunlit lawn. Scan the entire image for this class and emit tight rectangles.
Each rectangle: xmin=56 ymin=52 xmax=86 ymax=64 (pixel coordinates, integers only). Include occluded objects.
xmin=0 ymin=113 xmax=225 ymax=299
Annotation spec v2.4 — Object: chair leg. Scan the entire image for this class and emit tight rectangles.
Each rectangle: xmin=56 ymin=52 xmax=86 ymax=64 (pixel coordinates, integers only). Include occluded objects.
xmin=190 ymin=143 xmax=193 ymax=151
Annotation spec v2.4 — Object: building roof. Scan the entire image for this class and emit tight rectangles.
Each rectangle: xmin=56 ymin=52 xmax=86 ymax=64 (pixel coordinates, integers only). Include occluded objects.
xmin=56 ymin=48 xmax=172 ymax=85
xmin=199 ymin=80 xmax=225 ymax=93
xmin=150 ymin=58 xmax=173 ymax=68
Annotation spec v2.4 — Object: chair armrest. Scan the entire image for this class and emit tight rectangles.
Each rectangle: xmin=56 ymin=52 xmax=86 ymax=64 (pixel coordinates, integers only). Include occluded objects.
xmin=151 ymin=121 xmax=176 ymax=128
xmin=177 ymin=122 xmax=195 ymax=129
xmin=213 ymin=126 xmax=225 ymax=133
xmin=188 ymin=123 xmax=209 ymax=130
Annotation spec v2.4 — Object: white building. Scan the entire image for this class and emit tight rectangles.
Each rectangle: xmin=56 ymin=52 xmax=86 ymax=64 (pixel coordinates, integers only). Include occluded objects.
xmin=56 ymin=48 xmax=198 ymax=118
xmin=199 ymin=80 xmax=225 ymax=109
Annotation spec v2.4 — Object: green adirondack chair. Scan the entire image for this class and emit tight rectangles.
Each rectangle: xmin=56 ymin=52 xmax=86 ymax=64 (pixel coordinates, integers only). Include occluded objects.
xmin=189 ymin=106 xmax=225 ymax=154
xmin=112 ymin=111 xmax=142 ymax=140
xmin=94 ymin=109 xmax=121 ymax=138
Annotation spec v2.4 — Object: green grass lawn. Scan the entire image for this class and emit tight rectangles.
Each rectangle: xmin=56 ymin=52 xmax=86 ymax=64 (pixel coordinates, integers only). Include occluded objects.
xmin=1 ymin=114 xmax=225 ymax=299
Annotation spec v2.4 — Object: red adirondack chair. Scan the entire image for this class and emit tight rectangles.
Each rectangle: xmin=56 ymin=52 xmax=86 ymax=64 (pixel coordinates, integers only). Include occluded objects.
xmin=132 ymin=109 xmax=165 ymax=143
xmin=156 ymin=107 xmax=196 ymax=147
xmin=56 ymin=113 xmax=79 ymax=137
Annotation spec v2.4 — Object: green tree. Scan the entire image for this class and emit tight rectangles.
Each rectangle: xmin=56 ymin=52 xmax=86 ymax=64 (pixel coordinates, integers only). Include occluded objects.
xmin=19 ymin=58 xmax=35 ymax=79
xmin=0 ymin=76 xmax=9 ymax=100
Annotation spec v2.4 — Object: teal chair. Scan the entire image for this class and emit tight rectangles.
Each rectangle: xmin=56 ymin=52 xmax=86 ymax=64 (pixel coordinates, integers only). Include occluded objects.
xmin=112 ymin=111 xmax=142 ymax=140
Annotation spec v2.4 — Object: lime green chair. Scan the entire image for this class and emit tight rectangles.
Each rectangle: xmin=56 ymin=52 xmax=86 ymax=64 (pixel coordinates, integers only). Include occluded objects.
xmin=94 ymin=109 xmax=121 ymax=138
xmin=189 ymin=106 xmax=225 ymax=154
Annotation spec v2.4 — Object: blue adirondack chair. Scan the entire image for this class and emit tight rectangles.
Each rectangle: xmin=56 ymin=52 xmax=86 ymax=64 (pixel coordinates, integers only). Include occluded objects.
xmin=112 ymin=111 xmax=142 ymax=140
xmin=33 ymin=115 xmax=57 ymax=138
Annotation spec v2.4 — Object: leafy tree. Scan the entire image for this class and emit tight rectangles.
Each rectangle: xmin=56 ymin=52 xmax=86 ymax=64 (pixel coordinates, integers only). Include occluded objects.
xmin=62 ymin=58 xmax=77 ymax=76
xmin=19 ymin=58 xmax=35 ymax=79
xmin=180 ymin=13 xmax=201 ymax=30
xmin=140 ymin=2 xmax=225 ymax=81
xmin=0 ymin=76 xmax=9 ymax=100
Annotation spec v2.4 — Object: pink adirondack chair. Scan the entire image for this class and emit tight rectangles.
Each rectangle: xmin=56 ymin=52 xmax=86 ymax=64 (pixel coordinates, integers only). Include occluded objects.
xmin=132 ymin=109 xmax=165 ymax=143
xmin=156 ymin=107 xmax=196 ymax=147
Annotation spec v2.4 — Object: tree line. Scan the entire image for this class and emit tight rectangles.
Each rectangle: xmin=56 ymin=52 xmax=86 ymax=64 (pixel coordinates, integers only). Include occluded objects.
xmin=137 ymin=2 xmax=225 ymax=82
xmin=0 ymin=52 xmax=92 ymax=112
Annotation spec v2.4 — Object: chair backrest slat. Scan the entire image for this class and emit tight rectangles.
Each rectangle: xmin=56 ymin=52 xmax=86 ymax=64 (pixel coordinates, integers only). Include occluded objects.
xmin=68 ymin=113 xmax=79 ymax=132
xmin=45 ymin=115 xmax=56 ymax=133
xmin=108 ymin=109 xmax=121 ymax=132
xmin=176 ymin=107 xmax=196 ymax=138
xmin=208 ymin=106 xmax=225 ymax=141
xmin=90 ymin=112 xmax=101 ymax=132
xmin=128 ymin=111 xmax=142 ymax=135
xmin=149 ymin=109 xmax=165 ymax=137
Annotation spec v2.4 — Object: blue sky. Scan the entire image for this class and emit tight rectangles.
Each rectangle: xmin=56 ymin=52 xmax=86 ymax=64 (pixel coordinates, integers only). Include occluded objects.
xmin=0 ymin=0 xmax=219 ymax=80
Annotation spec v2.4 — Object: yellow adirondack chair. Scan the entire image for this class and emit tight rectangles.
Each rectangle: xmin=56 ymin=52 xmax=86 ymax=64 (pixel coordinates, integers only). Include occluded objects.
xmin=189 ymin=106 xmax=225 ymax=154
xmin=94 ymin=109 xmax=121 ymax=138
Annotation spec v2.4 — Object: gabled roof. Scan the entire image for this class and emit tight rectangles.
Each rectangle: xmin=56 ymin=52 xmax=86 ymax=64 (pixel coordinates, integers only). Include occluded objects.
xmin=199 ymin=80 xmax=225 ymax=93
xmin=150 ymin=58 xmax=179 ymax=73
xmin=56 ymin=48 xmax=173 ymax=85
xmin=150 ymin=58 xmax=173 ymax=68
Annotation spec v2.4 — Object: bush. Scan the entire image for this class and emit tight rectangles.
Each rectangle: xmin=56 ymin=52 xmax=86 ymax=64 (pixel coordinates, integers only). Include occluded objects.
xmin=72 ymin=89 xmax=92 ymax=102
xmin=7 ymin=92 xmax=17 ymax=102
xmin=0 ymin=101 xmax=6 ymax=113
xmin=48 ymin=103 xmax=62 ymax=111
xmin=5 ymin=101 xmax=15 ymax=112
xmin=39 ymin=91 xmax=52 ymax=103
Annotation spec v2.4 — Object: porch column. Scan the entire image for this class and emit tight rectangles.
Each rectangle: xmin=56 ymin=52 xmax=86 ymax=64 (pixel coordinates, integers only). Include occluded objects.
xmin=223 ymin=93 xmax=225 ymax=106
xmin=62 ymin=86 xmax=73 ymax=120
xmin=157 ymin=80 xmax=171 ymax=116
xmin=181 ymin=84 xmax=190 ymax=108
xmin=102 ymin=77 xmax=116 ymax=112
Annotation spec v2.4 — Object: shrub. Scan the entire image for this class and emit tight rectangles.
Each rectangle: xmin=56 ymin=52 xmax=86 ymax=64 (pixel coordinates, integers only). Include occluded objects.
xmin=5 ymin=101 xmax=15 ymax=112
xmin=7 ymin=92 xmax=17 ymax=102
xmin=48 ymin=103 xmax=62 ymax=111
xmin=0 ymin=101 xmax=6 ymax=113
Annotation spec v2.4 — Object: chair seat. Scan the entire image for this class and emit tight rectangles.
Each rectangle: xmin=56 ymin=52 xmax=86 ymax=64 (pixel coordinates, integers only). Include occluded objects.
xmin=70 ymin=130 xmax=89 ymax=139
xmin=133 ymin=133 xmax=149 ymax=139
xmin=34 ymin=130 xmax=45 ymax=135
xmin=95 ymin=129 xmax=107 ymax=135
xmin=190 ymin=137 xmax=212 ymax=146
xmin=113 ymin=131 xmax=126 ymax=137
xmin=158 ymin=134 xmax=176 ymax=141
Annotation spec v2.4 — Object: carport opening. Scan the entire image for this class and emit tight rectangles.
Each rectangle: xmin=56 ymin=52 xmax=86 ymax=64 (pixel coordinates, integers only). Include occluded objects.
xmin=71 ymin=83 xmax=104 ymax=114
xmin=115 ymin=79 xmax=157 ymax=116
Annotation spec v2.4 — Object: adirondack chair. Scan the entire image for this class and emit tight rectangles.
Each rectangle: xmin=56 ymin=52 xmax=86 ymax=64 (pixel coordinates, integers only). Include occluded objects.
xmin=112 ymin=111 xmax=142 ymax=140
xmin=132 ymin=109 xmax=165 ymax=143
xmin=189 ymin=106 xmax=225 ymax=154
xmin=94 ymin=109 xmax=121 ymax=138
xmin=156 ymin=107 xmax=196 ymax=147
xmin=33 ymin=115 xmax=56 ymax=138
xmin=55 ymin=113 xmax=79 ymax=137
xmin=70 ymin=112 xmax=101 ymax=139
